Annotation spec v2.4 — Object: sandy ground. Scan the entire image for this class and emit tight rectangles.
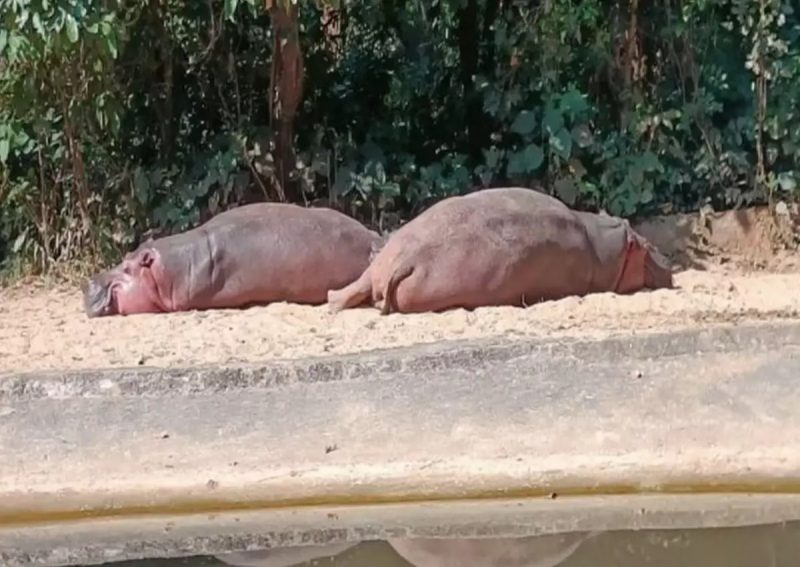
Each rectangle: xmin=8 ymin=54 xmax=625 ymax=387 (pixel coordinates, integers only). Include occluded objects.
xmin=2 ymin=205 xmax=800 ymax=375
xmin=1 ymin=261 xmax=799 ymax=375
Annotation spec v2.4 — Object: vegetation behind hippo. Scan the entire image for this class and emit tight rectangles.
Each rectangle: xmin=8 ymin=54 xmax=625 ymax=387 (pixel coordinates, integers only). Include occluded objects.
xmin=0 ymin=0 xmax=798 ymax=279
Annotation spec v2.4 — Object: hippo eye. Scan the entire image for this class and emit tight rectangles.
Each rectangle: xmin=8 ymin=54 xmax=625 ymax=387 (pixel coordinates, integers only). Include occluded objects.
xmin=107 ymin=282 xmax=122 ymax=309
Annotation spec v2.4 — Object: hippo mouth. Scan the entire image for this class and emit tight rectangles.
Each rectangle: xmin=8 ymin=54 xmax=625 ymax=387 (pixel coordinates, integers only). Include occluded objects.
xmin=81 ymin=276 xmax=120 ymax=318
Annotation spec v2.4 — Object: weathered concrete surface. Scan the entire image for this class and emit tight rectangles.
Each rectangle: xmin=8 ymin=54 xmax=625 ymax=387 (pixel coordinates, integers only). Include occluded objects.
xmin=2 ymin=320 xmax=800 ymax=565
xmin=3 ymin=319 xmax=800 ymax=400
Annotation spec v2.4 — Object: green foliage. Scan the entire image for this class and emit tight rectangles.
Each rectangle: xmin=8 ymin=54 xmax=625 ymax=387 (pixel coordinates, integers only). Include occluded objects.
xmin=1 ymin=0 xmax=799 ymax=275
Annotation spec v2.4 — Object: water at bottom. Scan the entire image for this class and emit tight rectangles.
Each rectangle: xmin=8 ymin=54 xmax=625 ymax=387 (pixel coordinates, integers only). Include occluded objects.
xmin=90 ymin=520 xmax=800 ymax=567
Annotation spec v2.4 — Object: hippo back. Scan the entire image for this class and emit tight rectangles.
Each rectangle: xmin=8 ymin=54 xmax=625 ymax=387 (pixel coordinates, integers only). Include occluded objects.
xmin=149 ymin=203 xmax=379 ymax=310
xmin=366 ymin=186 xmax=598 ymax=312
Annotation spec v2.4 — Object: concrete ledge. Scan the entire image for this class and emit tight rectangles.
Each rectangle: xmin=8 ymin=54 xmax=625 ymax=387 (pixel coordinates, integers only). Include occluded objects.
xmin=3 ymin=319 xmax=800 ymax=400
xmin=3 ymin=320 xmax=800 ymax=565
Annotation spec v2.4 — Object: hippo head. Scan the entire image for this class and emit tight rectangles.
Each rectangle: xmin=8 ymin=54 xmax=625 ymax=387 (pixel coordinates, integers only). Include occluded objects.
xmin=616 ymin=225 xmax=674 ymax=293
xmin=82 ymin=247 xmax=166 ymax=317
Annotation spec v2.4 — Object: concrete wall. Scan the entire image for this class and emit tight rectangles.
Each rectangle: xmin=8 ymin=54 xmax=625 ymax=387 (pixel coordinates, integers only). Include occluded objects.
xmin=3 ymin=321 xmax=800 ymax=565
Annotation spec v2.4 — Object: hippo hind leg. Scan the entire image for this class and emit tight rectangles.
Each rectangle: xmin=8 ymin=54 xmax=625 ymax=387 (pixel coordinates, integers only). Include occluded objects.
xmin=327 ymin=268 xmax=374 ymax=312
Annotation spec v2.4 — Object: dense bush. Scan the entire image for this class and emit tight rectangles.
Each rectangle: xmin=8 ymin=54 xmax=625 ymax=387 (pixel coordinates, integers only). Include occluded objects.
xmin=0 ymin=0 xmax=798 ymax=276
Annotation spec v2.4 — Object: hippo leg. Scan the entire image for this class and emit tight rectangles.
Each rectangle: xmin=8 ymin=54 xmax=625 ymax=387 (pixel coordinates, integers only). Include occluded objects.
xmin=327 ymin=268 xmax=374 ymax=312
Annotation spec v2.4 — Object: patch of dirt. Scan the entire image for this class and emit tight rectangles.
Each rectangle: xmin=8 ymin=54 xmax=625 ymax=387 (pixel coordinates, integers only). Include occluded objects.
xmin=634 ymin=204 xmax=800 ymax=272
xmin=1 ymin=206 xmax=799 ymax=375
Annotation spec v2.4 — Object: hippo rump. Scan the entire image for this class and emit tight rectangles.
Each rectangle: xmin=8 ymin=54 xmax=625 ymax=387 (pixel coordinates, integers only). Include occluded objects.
xmin=83 ymin=203 xmax=381 ymax=317
xmin=327 ymin=187 xmax=673 ymax=314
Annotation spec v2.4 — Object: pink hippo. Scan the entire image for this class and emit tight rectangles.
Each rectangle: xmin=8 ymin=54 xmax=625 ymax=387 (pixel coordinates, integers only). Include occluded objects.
xmin=328 ymin=187 xmax=673 ymax=314
xmin=83 ymin=202 xmax=381 ymax=317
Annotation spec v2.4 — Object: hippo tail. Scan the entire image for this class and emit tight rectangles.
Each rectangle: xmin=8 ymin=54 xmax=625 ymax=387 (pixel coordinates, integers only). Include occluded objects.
xmin=380 ymin=262 xmax=414 ymax=316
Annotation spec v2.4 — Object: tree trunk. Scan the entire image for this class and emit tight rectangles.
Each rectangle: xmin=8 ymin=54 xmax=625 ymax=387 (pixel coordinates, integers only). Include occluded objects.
xmin=456 ymin=0 xmax=482 ymax=158
xmin=267 ymin=0 xmax=304 ymax=203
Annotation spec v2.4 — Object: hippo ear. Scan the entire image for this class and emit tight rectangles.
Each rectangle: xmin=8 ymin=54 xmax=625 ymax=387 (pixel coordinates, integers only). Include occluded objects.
xmin=139 ymin=249 xmax=155 ymax=268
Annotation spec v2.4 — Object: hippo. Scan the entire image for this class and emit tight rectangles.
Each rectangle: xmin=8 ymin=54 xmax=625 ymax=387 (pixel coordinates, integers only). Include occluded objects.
xmin=327 ymin=187 xmax=673 ymax=314
xmin=83 ymin=203 xmax=381 ymax=317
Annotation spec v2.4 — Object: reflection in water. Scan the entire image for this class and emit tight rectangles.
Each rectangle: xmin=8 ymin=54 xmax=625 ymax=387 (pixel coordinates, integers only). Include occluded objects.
xmin=386 ymin=532 xmax=595 ymax=567
xmin=214 ymin=532 xmax=593 ymax=567
xmin=92 ymin=520 xmax=800 ymax=567
xmin=216 ymin=544 xmax=359 ymax=567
